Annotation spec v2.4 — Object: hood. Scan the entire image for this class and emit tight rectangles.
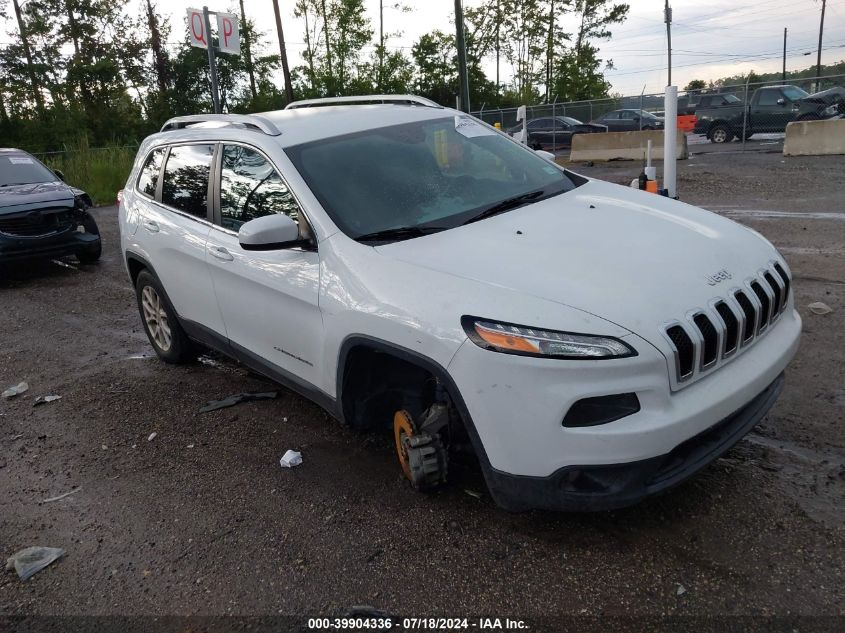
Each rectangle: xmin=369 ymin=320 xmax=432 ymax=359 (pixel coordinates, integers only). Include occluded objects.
xmin=375 ymin=178 xmax=779 ymax=341
xmin=0 ymin=181 xmax=75 ymax=214
xmin=802 ymin=86 xmax=845 ymax=105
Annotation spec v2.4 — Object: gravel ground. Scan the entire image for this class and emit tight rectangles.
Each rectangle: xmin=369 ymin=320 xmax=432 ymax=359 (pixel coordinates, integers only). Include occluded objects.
xmin=1 ymin=152 xmax=843 ymax=626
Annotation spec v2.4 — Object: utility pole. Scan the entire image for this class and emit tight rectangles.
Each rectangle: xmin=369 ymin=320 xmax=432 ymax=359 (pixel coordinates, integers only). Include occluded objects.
xmin=815 ymin=0 xmax=826 ymax=92
xmin=546 ymin=0 xmax=554 ymax=103
xmin=379 ymin=0 xmax=384 ymax=91
xmin=454 ymin=0 xmax=470 ymax=112
xmin=495 ymin=0 xmax=500 ymax=95
xmin=271 ymin=0 xmax=295 ymax=104
xmin=202 ymin=6 xmax=221 ymax=113
xmin=782 ymin=27 xmax=787 ymax=82
xmin=664 ymin=0 xmax=672 ymax=86
xmin=11 ymin=0 xmax=45 ymax=114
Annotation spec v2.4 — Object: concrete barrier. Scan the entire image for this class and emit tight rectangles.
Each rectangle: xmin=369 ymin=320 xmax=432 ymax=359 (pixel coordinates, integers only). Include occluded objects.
xmin=784 ymin=118 xmax=845 ymax=156
xmin=569 ymin=129 xmax=688 ymax=162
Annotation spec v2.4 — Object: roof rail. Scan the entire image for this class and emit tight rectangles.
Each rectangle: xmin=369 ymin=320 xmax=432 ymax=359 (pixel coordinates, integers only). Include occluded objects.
xmin=160 ymin=114 xmax=281 ymax=136
xmin=284 ymin=95 xmax=442 ymax=110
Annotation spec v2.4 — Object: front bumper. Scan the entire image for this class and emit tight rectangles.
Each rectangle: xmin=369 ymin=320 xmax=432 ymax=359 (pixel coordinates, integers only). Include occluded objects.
xmin=0 ymin=230 xmax=100 ymax=263
xmin=447 ymin=307 xmax=801 ymax=511
xmin=483 ymin=373 xmax=783 ymax=511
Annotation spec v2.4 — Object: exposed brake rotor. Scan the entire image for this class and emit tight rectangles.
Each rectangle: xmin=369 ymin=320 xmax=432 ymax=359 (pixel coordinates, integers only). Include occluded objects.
xmin=393 ymin=409 xmax=448 ymax=490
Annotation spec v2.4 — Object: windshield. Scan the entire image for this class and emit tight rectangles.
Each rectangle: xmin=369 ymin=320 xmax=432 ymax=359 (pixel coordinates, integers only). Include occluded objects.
xmin=723 ymin=94 xmax=741 ymax=104
xmin=0 ymin=154 xmax=58 ymax=187
xmin=285 ymin=116 xmax=577 ymax=239
xmin=639 ymin=110 xmax=660 ymax=119
xmin=782 ymin=86 xmax=809 ymax=101
xmin=561 ymin=116 xmax=583 ymax=126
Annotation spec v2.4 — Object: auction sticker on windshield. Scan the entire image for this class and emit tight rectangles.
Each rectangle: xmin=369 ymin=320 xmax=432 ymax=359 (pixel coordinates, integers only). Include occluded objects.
xmin=454 ymin=115 xmax=495 ymax=138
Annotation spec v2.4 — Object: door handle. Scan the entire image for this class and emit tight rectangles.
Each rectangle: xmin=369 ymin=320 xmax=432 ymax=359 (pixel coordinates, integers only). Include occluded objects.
xmin=208 ymin=245 xmax=234 ymax=262
xmin=142 ymin=220 xmax=160 ymax=233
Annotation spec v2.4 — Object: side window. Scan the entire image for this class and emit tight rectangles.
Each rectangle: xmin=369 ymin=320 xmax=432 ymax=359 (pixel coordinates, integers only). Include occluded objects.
xmin=219 ymin=145 xmax=300 ymax=232
xmin=757 ymin=90 xmax=780 ymax=106
xmin=602 ymin=112 xmax=618 ymax=120
xmin=161 ymin=144 xmax=214 ymax=218
xmin=136 ymin=148 xmax=165 ymax=198
xmin=620 ymin=110 xmax=636 ymax=120
xmin=527 ymin=119 xmax=546 ymax=130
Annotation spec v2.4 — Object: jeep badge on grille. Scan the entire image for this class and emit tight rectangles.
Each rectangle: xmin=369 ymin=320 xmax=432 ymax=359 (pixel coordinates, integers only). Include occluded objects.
xmin=705 ymin=269 xmax=732 ymax=286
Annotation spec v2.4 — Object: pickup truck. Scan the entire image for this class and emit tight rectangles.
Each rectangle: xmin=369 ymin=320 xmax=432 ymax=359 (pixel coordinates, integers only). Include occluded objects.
xmin=693 ymin=85 xmax=845 ymax=143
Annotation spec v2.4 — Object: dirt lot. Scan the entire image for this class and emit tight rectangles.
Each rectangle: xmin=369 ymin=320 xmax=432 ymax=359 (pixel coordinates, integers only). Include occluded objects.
xmin=1 ymin=151 xmax=844 ymax=627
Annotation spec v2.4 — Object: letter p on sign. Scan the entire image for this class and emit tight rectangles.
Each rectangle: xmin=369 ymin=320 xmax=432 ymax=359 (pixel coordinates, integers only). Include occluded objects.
xmin=216 ymin=13 xmax=240 ymax=55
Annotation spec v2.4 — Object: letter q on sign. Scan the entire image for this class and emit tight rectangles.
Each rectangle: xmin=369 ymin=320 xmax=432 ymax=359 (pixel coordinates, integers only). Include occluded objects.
xmin=187 ymin=8 xmax=207 ymax=48
xmin=216 ymin=13 xmax=240 ymax=55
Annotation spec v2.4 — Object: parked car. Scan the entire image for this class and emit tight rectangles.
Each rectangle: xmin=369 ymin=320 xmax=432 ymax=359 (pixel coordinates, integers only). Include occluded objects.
xmin=694 ymin=85 xmax=845 ymax=143
xmin=119 ymin=97 xmax=800 ymax=512
xmin=506 ymin=116 xmax=607 ymax=150
xmin=591 ymin=109 xmax=665 ymax=131
xmin=0 ymin=148 xmax=100 ymax=265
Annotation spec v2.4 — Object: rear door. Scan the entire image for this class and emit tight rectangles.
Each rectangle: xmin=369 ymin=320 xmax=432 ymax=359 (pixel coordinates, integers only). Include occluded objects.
xmin=134 ymin=143 xmax=225 ymax=336
xmin=205 ymin=143 xmax=324 ymax=389
xmin=600 ymin=111 xmax=621 ymax=131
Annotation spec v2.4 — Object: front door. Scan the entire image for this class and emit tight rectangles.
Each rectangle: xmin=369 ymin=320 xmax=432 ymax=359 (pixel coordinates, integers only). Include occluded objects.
xmin=205 ymin=143 xmax=324 ymax=391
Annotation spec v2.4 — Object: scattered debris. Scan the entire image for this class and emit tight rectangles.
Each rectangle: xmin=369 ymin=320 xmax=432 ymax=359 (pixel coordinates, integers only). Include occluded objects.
xmin=807 ymin=302 xmax=833 ymax=315
xmin=2 ymin=382 xmax=29 ymax=399
xmin=33 ymin=395 xmax=61 ymax=407
xmin=9 ymin=433 xmax=24 ymax=441
xmin=101 ymin=444 xmax=108 ymax=450
xmin=50 ymin=259 xmax=77 ymax=270
xmin=464 ymin=489 xmax=483 ymax=499
xmin=5 ymin=546 xmax=65 ymax=580
xmin=186 ymin=444 xmax=195 ymax=449
xmin=41 ymin=487 xmax=82 ymax=504
xmin=279 ymin=449 xmax=303 ymax=468
xmin=147 ymin=432 xmax=157 ymax=442
xmin=676 ymin=583 xmax=687 ymax=596
xmin=199 ymin=391 xmax=278 ymax=413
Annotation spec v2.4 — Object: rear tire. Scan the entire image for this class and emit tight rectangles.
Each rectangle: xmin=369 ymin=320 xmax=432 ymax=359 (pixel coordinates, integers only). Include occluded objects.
xmin=135 ymin=270 xmax=196 ymax=364
xmin=709 ymin=124 xmax=733 ymax=144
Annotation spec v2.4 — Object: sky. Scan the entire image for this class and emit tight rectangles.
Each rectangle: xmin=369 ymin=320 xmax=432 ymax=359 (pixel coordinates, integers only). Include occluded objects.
xmin=4 ymin=0 xmax=845 ymax=98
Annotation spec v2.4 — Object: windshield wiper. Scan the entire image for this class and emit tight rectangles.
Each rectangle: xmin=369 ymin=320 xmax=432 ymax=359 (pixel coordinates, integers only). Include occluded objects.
xmin=354 ymin=225 xmax=448 ymax=243
xmin=462 ymin=190 xmax=545 ymax=225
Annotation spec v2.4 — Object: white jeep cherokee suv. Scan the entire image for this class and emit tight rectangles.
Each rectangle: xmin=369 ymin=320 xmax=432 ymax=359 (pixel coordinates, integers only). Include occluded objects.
xmin=119 ymin=95 xmax=800 ymax=511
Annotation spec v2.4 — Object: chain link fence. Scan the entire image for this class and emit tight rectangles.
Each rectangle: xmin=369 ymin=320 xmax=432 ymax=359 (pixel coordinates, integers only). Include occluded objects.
xmin=473 ymin=73 xmax=845 ymax=154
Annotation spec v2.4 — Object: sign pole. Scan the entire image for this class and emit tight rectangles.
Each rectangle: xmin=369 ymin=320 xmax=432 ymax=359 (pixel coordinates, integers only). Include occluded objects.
xmin=203 ymin=6 xmax=221 ymax=113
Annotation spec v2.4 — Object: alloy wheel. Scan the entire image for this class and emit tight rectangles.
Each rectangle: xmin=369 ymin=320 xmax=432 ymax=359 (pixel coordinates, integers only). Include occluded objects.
xmin=141 ymin=285 xmax=172 ymax=352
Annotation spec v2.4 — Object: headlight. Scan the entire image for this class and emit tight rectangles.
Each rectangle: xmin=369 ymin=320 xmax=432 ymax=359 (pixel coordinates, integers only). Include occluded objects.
xmin=824 ymin=104 xmax=838 ymax=116
xmin=462 ymin=317 xmax=637 ymax=359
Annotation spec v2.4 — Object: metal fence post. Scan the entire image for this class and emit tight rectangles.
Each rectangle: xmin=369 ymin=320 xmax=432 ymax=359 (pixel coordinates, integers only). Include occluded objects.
xmin=742 ymin=75 xmax=750 ymax=152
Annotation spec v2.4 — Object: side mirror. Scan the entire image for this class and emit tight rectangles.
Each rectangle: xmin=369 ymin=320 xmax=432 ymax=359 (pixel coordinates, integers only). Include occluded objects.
xmin=535 ymin=149 xmax=556 ymax=162
xmin=238 ymin=214 xmax=303 ymax=251
xmin=776 ymin=98 xmax=786 ymax=106
xmin=54 ymin=169 xmax=65 ymax=182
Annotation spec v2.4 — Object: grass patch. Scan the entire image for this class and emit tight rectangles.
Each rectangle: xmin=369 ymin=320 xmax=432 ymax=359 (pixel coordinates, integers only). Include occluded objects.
xmin=41 ymin=141 xmax=136 ymax=206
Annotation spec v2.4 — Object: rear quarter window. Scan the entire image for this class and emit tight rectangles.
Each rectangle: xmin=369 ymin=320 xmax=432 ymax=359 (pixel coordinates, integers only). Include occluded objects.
xmin=136 ymin=148 xmax=166 ymax=198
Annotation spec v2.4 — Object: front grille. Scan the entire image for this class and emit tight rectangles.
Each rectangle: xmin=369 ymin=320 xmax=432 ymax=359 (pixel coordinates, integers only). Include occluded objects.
xmin=774 ymin=263 xmax=790 ymax=310
xmin=666 ymin=325 xmax=694 ymax=378
xmin=693 ymin=313 xmax=718 ymax=367
xmin=750 ymin=281 xmax=771 ymax=331
xmin=662 ymin=261 xmax=792 ymax=386
xmin=715 ymin=301 xmax=739 ymax=356
xmin=0 ymin=208 xmax=75 ymax=237
xmin=734 ymin=291 xmax=756 ymax=343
